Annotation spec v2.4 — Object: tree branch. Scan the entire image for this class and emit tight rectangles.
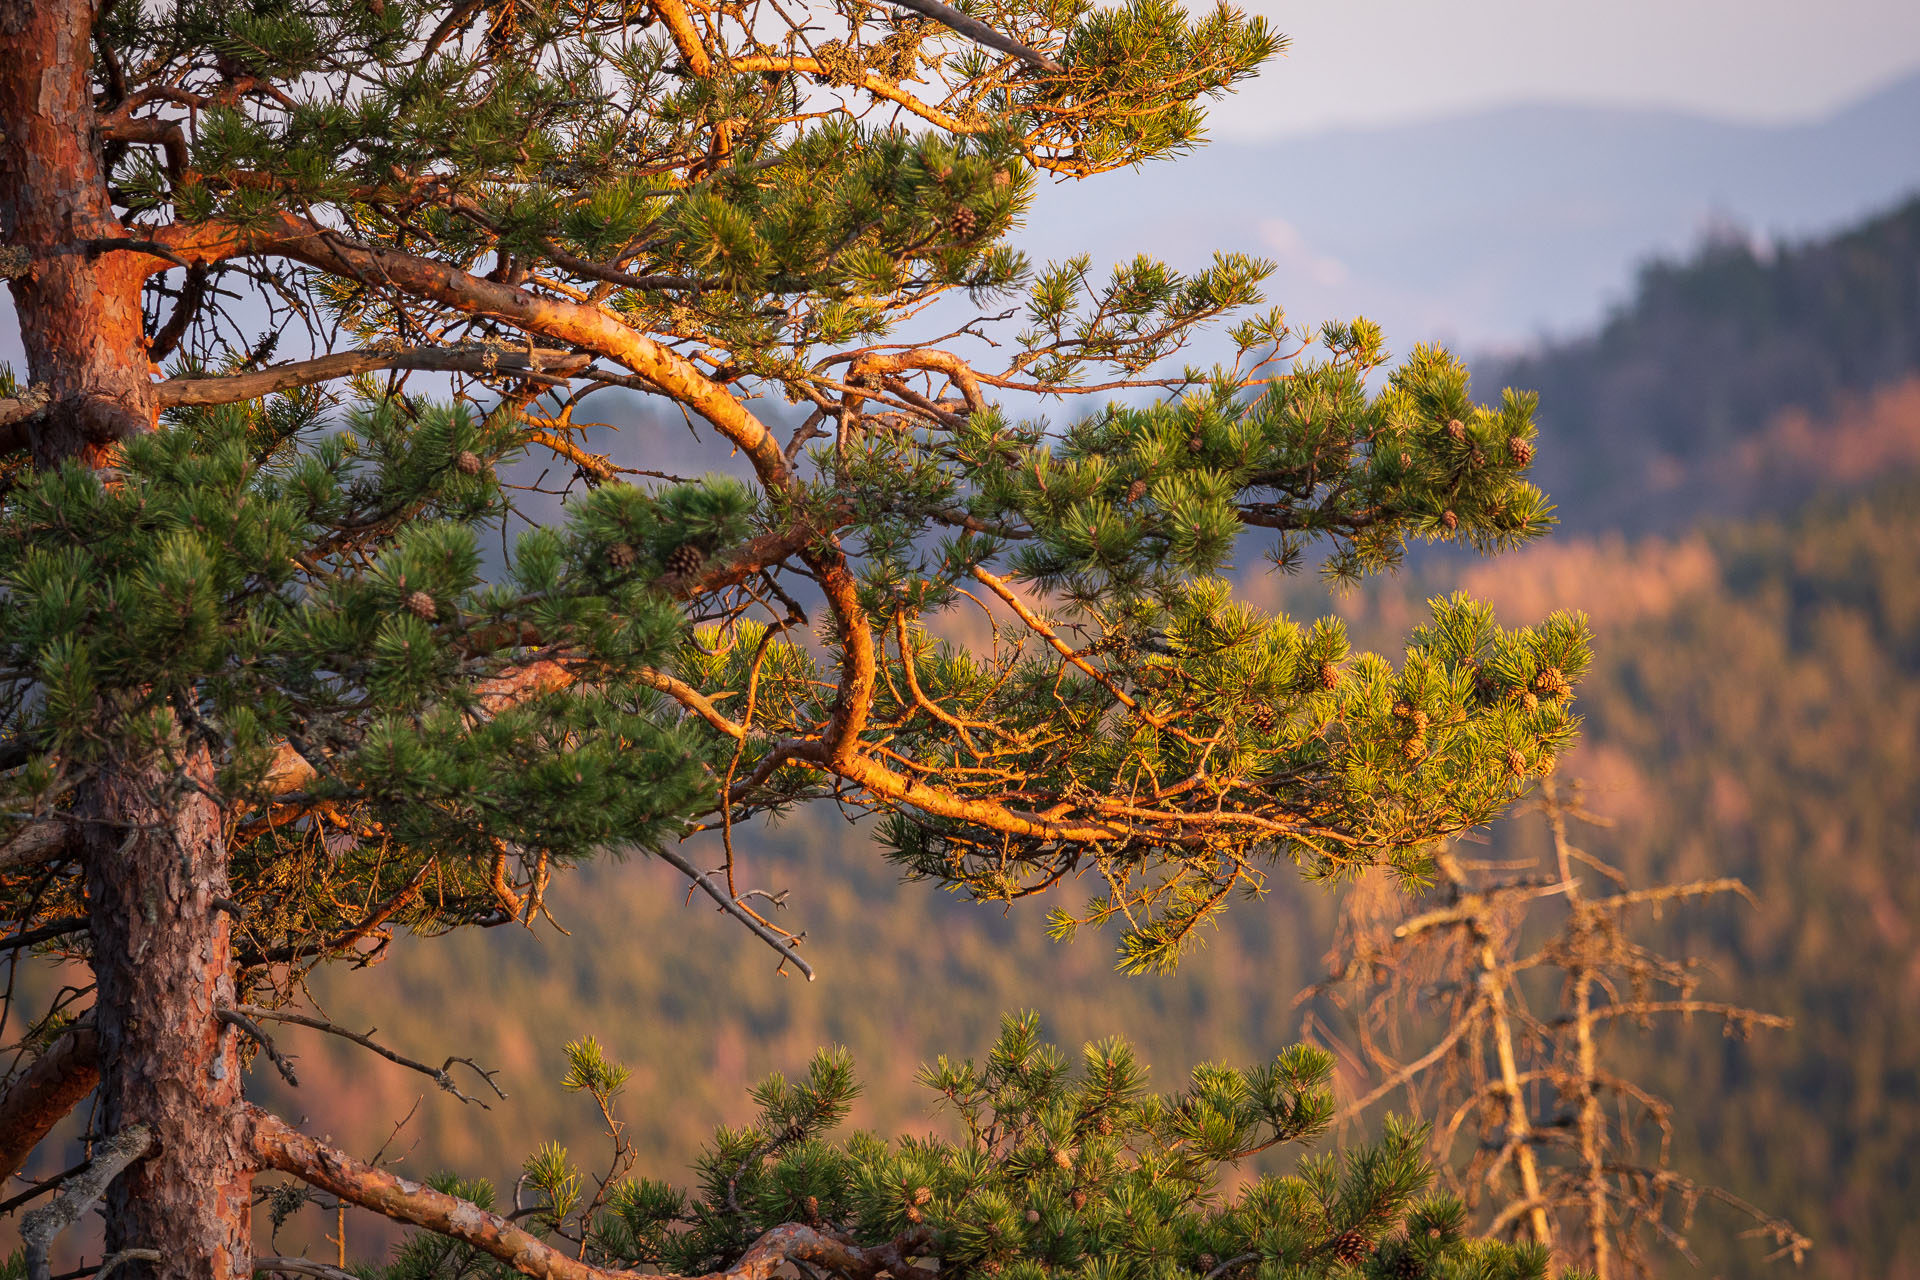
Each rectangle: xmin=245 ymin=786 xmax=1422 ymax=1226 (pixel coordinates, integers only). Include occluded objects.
xmin=0 ymin=1020 xmax=100 ymax=1185
xmin=247 ymin=1106 xmax=932 ymax=1280
xmin=155 ymin=345 xmax=592 ymax=407
xmin=653 ymin=846 xmax=814 ymax=980
xmin=0 ymin=820 xmax=77 ymax=873
xmin=21 ymin=1124 xmax=153 ymax=1280
xmin=878 ymin=0 xmax=1061 ymax=72
xmin=226 ymin=1005 xmax=507 ymax=1106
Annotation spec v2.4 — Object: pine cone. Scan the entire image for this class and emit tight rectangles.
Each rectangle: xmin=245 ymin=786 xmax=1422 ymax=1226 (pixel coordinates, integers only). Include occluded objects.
xmin=1522 ymin=690 xmax=1540 ymax=712
xmin=1505 ymin=746 xmax=1527 ymax=777
xmin=404 ymin=590 xmax=437 ymax=620
xmin=1386 ymin=1251 xmax=1425 ymax=1279
xmin=1125 ymin=477 xmax=1149 ymax=505
xmin=665 ymin=543 xmax=705 ymax=576
xmin=1533 ymin=666 xmax=1571 ymax=700
xmin=1024 ymin=1209 xmax=1041 ymax=1225
xmin=1445 ymin=418 xmax=1466 ymax=443
xmin=1441 ymin=509 xmax=1458 ymax=531
xmin=1508 ymin=435 xmax=1535 ymax=466
xmin=1330 ymin=1229 xmax=1373 ymax=1265
xmin=1247 ymin=703 xmax=1277 ymax=733
xmin=1318 ymin=660 xmax=1340 ymax=691
xmin=949 ymin=205 xmax=979 ymax=238
xmin=1401 ymin=734 xmax=1427 ymax=761
xmin=1052 ymin=1147 xmax=1075 ymax=1170
xmin=607 ymin=541 xmax=638 ymax=570
xmin=1408 ymin=708 xmax=1429 ymax=734
xmin=455 ymin=450 xmax=484 ymax=476
xmin=1187 ymin=434 xmax=1204 ymax=454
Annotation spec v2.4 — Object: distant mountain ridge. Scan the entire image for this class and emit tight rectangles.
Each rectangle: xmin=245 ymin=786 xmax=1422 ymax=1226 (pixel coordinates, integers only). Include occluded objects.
xmin=1016 ymin=69 xmax=1920 ymax=353
xmin=1480 ymin=193 xmax=1920 ymax=534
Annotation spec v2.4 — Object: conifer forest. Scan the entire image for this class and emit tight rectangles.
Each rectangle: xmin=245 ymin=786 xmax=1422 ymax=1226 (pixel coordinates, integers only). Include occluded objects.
xmin=1 ymin=4 xmax=1915 ymax=1280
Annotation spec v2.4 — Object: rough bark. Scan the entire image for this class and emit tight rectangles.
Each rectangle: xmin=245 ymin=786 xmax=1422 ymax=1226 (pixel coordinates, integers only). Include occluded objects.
xmin=82 ymin=742 xmax=253 ymax=1280
xmin=0 ymin=0 xmax=157 ymax=468
xmin=2 ymin=8 xmax=253 ymax=1278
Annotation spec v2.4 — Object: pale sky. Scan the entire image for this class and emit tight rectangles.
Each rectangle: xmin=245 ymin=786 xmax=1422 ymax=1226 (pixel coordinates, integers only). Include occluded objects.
xmin=1211 ymin=0 xmax=1920 ymax=139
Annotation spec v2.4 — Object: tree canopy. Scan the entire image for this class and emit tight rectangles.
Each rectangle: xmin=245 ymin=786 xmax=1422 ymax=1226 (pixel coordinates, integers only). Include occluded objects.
xmin=0 ymin=0 xmax=1588 ymax=1277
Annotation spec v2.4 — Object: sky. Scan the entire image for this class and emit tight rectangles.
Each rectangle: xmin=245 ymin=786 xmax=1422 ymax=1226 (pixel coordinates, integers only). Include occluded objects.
xmin=1209 ymin=0 xmax=1920 ymax=139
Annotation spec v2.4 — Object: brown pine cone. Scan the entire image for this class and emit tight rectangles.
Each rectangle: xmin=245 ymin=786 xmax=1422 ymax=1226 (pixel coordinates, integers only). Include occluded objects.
xmin=1441 ymin=509 xmax=1459 ymax=531
xmin=1247 ymin=703 xmax=1278 ymax=733
xmin=1508 ymin=435 xmax=1535 ymax=466
xmin=665 ymin=543 xmax=705 ymax=576
xmin=1401 ymin=734 xmax=1427 ymax=761
xmin=1521 ymin=690 xmax=1540 ymax=712
xmin=1125 ymin=477 xmax=1149 ymax=504
xmin=1318 ymin=660 xmax=1341 ymax=691
xmin=1505 ymin=746 xmax=1527 ymax=777
xmin=1533 ymin=666 xmax=1571 ymax=699
xmin=1445 ymin=418 xmax=1466 ymax=443
xmin=455 ymin=450 xmax=484 ymax=476
xmin=1386 ymin=1250 xmax=1425 ymax=1279
xmin=949 ymin=205 xmax=979 ymax=238
xmin=1330 ymin=1229 xmax=1374 ymax=1265
xmin=607 ymin=541 xmax=638 ymax=570
xmin=404 ymin=590 xmax=437 ymax=620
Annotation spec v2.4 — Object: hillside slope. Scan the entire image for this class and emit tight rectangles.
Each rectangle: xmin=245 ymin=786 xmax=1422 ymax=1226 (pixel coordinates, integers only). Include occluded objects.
xmin=1481 ymin=194 xmax=1920 ymax=533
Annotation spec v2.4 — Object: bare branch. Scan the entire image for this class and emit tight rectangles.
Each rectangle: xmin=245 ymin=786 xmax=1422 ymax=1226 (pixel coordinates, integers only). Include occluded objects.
xmin=654 ymin=845 xmax=816 ymax=980
xmin=228 ymin=1004 xmax=507 ymax=1107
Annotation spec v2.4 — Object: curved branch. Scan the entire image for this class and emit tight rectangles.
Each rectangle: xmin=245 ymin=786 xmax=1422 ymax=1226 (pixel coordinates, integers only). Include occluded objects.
xmin=0 ymin=1020 xmax=102 ymax=1185
xmin=148 ymin=214 xmax=794 ymax=493
xmin=248 ymin=1107 xmax=930 ymax=1279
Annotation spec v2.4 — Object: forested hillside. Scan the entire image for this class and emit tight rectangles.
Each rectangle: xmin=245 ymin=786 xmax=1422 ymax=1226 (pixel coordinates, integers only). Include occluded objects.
xmin=1480 ymin=193 xmax=1920 ymax=533
xmin=155 ymin=195 xmax=1920 ymax=1277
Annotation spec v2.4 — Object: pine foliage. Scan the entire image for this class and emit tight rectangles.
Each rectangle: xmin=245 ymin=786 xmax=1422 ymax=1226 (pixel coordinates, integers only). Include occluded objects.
xmin=356 ymin=1016 xmax=1589 ymax=1280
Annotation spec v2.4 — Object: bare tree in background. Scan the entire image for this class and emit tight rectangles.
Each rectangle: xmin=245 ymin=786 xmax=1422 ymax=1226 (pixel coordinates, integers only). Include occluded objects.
xmin=1299 ymin=778 xmax=1811 ymax=1278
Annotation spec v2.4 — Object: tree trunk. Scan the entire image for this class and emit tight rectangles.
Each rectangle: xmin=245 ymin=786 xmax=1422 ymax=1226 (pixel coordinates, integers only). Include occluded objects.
xmin=0 ymin=0 xmax=157 ymax=468
xmin=1 ymin=5 xmax=249 ymax=1278
xmin=83 ymin=743 xmax=252 ymax=1280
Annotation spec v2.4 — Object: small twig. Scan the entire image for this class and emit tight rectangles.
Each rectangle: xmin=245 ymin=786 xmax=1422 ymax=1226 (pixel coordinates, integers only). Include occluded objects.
xmin=218 ymin=1007 xmax=301 ymax=1087
xmin=254 ymin=1258 xmax=361 ymax=1280
xmin=21 ymin=1125 xmax=154 ymax=1280
xmin=90 ymin=1250 xmax=162 ymax=1280
xmin=229 ymin=1005 xmax=507 ymax=1107
xmin=655 ymin=845 xmax=816 ymax=980
xmin=1204 ymin=1251 xmax=1259 ymax=1280
xmin=0 ymin=1159 xmax=90 ymax=1216
xmin=0 ymin=917 xmax=88 ymax=954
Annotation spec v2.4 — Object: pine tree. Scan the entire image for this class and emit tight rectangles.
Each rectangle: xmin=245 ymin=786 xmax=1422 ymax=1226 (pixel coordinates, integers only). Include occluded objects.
xmin=0 ymin=1 xmax=1589 ymax=1277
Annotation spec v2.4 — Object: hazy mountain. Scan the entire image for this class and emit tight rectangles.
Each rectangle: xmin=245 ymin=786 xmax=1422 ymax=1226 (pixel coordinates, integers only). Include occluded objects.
xmin=1015 ymin=69 xmax=1920 ymax=353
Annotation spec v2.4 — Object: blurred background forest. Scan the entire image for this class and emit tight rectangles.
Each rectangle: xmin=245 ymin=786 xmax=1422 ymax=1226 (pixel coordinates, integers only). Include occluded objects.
xmin=10 ymin=40 xmax=1919 ymax=1280
xmin=238 ymin=111 xmax=1920 ymax=1280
